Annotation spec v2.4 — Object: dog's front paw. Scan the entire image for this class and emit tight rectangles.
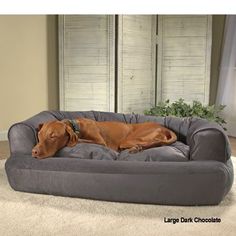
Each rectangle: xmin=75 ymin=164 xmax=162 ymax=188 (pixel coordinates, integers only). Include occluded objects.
xmin=128 ymin=145 xmax=142 ymax=154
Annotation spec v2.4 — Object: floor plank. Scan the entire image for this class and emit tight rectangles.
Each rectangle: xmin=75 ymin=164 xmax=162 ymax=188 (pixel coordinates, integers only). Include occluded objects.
xmin=0 ymin=141 xmax=10 ymax=160
xmin=229 ymin=136 xmax=236 ymax=157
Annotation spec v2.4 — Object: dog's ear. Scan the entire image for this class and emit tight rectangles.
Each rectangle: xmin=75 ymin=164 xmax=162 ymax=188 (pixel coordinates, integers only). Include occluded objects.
xmin=65 ymin=125 xmax=78 ymax=147
xmin=36 ymin=123 xmax=44 ymax=132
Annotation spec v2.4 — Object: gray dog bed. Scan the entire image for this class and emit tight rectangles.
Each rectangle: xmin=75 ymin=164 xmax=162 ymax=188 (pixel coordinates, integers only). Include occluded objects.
xmin=5 ymin=111 xmax=234 ymax=205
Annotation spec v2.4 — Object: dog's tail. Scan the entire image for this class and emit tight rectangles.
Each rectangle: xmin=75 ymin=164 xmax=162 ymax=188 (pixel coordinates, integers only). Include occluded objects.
xmin=153 ymin=128 xmax=177 ymax=146
xmin=164 ymin=129 xmax=177 ymax=145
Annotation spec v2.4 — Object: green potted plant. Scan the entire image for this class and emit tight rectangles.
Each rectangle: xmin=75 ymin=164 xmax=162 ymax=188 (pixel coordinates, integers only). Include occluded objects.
xmin=144 ymin=98 xmax=227 ymax=130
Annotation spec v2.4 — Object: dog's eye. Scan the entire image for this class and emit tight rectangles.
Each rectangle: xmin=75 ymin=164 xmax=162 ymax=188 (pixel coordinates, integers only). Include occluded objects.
xmin=50 ymin=134 xmax=57 ymax=139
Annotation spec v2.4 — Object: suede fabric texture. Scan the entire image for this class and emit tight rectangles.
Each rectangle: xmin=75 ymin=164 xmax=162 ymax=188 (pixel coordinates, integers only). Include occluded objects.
xmin=56 ymin=141 xmax=189 ymax=162
xmin=5 ymin=111 xmax=234 ymax=205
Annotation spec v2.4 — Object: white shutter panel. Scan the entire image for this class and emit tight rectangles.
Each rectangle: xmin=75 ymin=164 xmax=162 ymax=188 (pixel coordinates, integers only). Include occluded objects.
xmin=59 ymin=15 xmax=115 ymax=111
xmin=157 ymin=15 xmax=212 ymax=105
xmin=117 ymin=15 xmax=156 ymax=113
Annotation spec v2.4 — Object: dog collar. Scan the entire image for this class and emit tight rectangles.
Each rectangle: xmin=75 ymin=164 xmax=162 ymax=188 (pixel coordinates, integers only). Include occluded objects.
xmin=68 ymin=119 xmax=80 ymax=135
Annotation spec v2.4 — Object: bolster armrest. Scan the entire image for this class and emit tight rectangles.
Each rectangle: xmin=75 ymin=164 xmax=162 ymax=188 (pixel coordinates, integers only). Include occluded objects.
xmin=8 ymin=123 xmax=37 ymax=156
xmin=187 ymin=118 xmax=231 ymax=162
xmin=8 ymin=111 xmax=64 ymax=157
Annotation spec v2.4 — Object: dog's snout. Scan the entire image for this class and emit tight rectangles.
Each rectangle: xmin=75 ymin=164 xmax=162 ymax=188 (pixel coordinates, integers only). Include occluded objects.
xmin=32 ymin=147 xmax=40 ymax=157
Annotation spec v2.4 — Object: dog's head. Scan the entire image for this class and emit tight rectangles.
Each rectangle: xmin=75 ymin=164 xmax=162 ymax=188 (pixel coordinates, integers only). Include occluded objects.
xmin=32 ymin=120 xmax=78 ymax=159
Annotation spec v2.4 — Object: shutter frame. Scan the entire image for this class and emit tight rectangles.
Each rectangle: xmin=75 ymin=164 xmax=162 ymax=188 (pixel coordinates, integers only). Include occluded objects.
xmin=59 ymin=15 xmax=115 ymax=111
xmin=157 ymin=15 xmax=212 ymax=105
xmin=117 ymin=15 xmax=157 ymax=114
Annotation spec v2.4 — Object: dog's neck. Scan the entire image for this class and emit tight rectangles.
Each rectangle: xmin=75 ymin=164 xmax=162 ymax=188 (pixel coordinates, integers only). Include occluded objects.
xmin=68 ymin=119 xmax=80 ymax=135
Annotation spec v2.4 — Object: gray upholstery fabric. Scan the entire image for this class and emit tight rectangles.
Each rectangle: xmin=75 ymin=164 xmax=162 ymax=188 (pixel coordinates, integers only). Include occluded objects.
xmin=8 ymin=110 xmax=231 ymax=162
xmin=55 ymin=141 xmax=189 ymax=162
xmin=5 ymin=110 xmax=234 ymax=205
xmin=57 ymin=144 xmax=118 ymax=160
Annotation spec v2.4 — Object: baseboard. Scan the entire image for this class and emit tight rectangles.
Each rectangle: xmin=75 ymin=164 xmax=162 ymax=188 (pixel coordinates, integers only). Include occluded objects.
xmin=0 ymin=130 xmax=8 ymax=141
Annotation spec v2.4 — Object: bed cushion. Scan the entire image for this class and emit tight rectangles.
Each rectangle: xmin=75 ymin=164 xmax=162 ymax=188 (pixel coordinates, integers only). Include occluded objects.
xmin=56 ymin=141 xmax=189 ymax=162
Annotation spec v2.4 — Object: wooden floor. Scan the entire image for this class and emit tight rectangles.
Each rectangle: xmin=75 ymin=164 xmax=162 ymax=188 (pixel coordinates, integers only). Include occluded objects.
xmin=0 ymin=137 xmax=236 ymax=160
xmin=0 ymin=141 xmax=9 ymax=160
xmin=229 ymin=136 xmax=236 ymax=156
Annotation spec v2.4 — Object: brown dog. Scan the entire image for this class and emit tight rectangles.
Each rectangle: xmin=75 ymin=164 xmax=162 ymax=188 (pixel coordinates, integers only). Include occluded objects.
xmin=32 ymin=118 xmax=177 ymax=159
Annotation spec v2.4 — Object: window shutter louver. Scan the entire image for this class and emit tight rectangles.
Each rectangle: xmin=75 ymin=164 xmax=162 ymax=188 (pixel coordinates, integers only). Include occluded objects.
xmin=117 ymin=15 xmax=156 ymax=113
xmin=59 ymin=15 xmax=212 ymax=113
xmin=59 ymin=15 xmax=115 ymax=111
xmin=157 ymin=15 xmax=212 ymax=105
